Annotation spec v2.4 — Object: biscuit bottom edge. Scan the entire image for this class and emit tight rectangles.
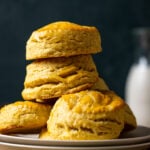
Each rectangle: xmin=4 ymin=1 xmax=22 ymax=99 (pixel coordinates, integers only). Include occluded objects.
xmin=39 ymin=127 xmax=122 ymax=140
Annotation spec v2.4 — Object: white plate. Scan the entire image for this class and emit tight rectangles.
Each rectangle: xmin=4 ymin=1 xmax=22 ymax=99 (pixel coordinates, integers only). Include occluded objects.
xmin=0 ymin=141 xmax=150 ymax=150
xmin=0 ymin=126 xmax=150 ymax=147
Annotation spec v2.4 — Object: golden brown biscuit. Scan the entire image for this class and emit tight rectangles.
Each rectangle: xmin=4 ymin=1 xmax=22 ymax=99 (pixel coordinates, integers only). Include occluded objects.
xmin=24 ymin=55 xmax=98 ymax=88
xmin=41 ymin=90 xmax=127 ymax=140
xmin=26 ymin=21 xmax=101 ymax=60
xmin=0 ymin=101 xmax=51 ymax=134
xmin=22 ymin=54 xmax=109 ymax=101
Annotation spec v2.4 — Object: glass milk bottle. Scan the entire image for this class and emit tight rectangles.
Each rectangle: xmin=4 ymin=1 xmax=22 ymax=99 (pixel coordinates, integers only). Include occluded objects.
xmin=125 ymin=28 xmax=150 ymax=127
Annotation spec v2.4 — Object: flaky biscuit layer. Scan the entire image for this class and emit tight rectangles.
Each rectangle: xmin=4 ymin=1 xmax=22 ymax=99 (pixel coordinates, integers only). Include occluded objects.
xmin=24 ymin=55 xmax=98 ymax=88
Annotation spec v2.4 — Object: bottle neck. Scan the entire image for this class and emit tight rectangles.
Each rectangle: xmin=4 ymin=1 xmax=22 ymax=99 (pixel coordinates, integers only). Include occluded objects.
xmin=133 ymin=28 xmax=150 ymax=65
xmin=134 ymin=48 xmax=150 ymax=65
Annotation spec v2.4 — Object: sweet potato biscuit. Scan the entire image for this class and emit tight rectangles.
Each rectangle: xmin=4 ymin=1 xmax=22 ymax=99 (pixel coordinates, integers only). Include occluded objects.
xmin=26 ymin=21 xmax=101 ymax=60
xmin=24 ymin=55 xmax=98 ymax=88
xmin=22 ymin=55 xmax=109 ymax=101
xmin=0 ymin=101 xmax=51 ymax=134
xmin=40 ymin=90 xmax=129 ymax=140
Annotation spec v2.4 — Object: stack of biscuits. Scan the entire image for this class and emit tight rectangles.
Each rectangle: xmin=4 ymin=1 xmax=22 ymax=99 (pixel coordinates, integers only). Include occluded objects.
xmin=0 ymin=21 xmax=137 ymax=140
xmin=21 ymin=21 xmax=108 ymax=102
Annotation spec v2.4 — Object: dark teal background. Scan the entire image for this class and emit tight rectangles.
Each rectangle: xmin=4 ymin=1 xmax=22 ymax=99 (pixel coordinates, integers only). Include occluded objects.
xmin=0 ymin=0 xmax=150 ymax=105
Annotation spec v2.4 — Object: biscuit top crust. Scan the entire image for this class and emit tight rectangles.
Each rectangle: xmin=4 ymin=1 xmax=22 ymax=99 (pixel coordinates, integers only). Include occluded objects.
xmin=0 ymin=101 xmax=51 ymax=113
xmin=57 ymin=90 xmax=125 ymax=114
xmin=30 ymin=21 xmax=100 ymax=42
xmin=37 ymin=21 xmax=99 ymax=32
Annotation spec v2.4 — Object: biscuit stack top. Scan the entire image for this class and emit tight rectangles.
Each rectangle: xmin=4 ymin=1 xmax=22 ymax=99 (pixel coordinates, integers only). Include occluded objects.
xmin=22 ymin=21 xmax=109 ymax=102
xmin=26 ymin=21 xmax=101 ymax=60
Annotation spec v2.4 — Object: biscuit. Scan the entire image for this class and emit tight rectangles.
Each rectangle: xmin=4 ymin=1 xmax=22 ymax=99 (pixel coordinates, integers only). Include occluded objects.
xmin=24 ymin=55 xmax=98 ymax=88
xmin=0 ymin=101 xmax=51 ymax=134
xmin=41 ymin=90 xmax=128 ymax=140
xmin=26 ymin=21 xmax=101 ymax=60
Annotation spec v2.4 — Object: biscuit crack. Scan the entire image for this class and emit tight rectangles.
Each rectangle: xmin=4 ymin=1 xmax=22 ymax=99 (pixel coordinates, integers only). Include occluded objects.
xmin=93 ymin=118 xmax=122 ymax=125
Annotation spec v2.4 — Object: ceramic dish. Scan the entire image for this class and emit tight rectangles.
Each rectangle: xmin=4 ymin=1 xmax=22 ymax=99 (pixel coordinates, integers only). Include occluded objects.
xmin=0 ymin=126 xmax=149 ymax=147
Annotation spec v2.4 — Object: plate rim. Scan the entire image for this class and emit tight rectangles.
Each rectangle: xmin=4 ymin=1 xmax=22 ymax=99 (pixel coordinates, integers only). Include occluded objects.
xmin=0 ymin=141 xmax=150 ymax=150
xmin=0 ymin=126 xmax=150 ymax=146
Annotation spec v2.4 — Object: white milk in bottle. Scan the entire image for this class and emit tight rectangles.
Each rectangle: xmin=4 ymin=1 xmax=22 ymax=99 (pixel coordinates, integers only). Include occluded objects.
xmin=125 ymin=28 xmax=150 ymax=127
